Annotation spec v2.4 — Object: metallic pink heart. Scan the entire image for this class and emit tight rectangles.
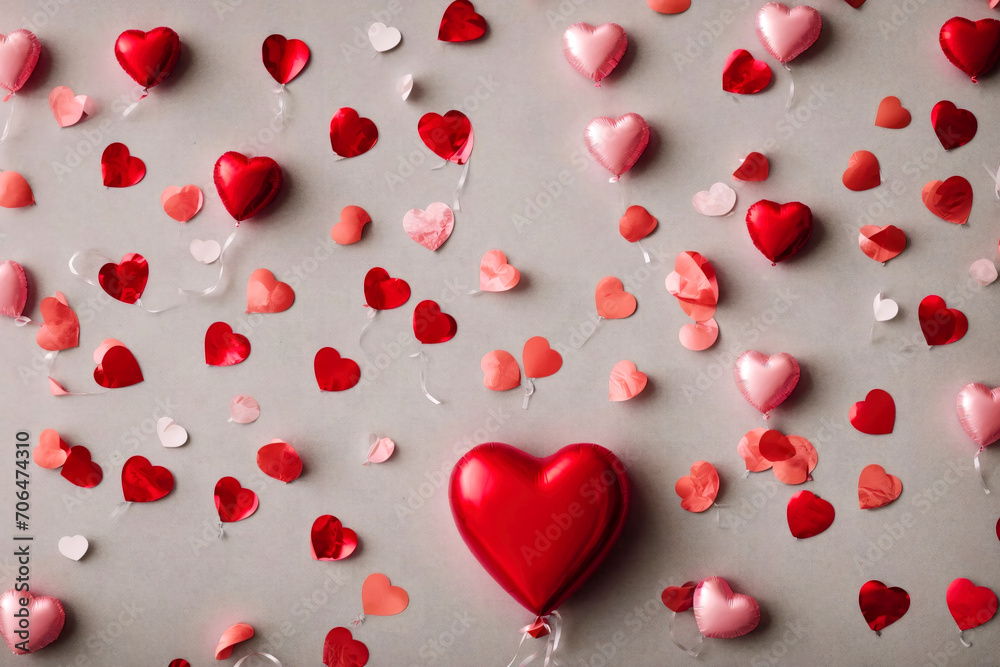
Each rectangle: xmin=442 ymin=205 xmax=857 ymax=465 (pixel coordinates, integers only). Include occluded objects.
xmin=957 ymin=383 xmax=1000 ymax=449
xmin=0 ymin=260 xmax=27 ymax=318
xmin=584 ymin=113 xmax=650 ymax=180
xmin=562 ymin=22 xmax=627 ymax=85
xmin=0 ymin=589 xmax=65 ymax=654
xmin=734 ymin=350 xmax=800 ymax=417
xmin=693 ymin=577 xmax=761 ymax=638
xmin=755 ymin=2 xmax=822 ymax=64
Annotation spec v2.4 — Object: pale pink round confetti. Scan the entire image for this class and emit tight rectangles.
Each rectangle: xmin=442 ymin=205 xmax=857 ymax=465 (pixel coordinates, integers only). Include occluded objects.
xmin=680 ymin=318 xmax=719 ymax=351
xmin=609 ymin=360 xmax=647 ymax=401
xmin=402 ymin=202 xmax=454 ymax=250
xmin=970 ymin=259 xmax=998 ymax=286
xmin=229 ymin=395 xmax=260 ymax=424
xmin=365 ymin=436 xmax=395 ymax=464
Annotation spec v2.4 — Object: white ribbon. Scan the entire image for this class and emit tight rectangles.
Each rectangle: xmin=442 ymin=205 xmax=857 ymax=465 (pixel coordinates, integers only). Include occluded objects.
xmin=110 ymin=501 xmax=131 ymax=520
xmin=233 ymin=652 xmax=282 ymax=666
xmin=122 ymin=89 xmax=149 ymax=117
xmin=180 ymin=227 xmax=239 ymax=297
xmin=217 ymin=522 xmax=225 ymax=538
xmin=0 ymin=94 xmax=14 ymax=143
xmin=974 ymin=446 xmax=990 ymax=494
xmin=635 ymin=240 xmax=650 ymax=264
xmin=410 ymin=349 xmax=442 ymax=404
xmin=506 ymin=612 xmax=563 ymax=667
xmin=68 ymin=249 xmax=111 ymax=287
xmin=783 ymin=64 xmax=795 ymax=111
xmin=350 ymin=612 xmax=365 ymax=627
xmin=576 ymin=317 xmax=603 ymax=347
xmin=359 ymin=306 xmax=378 ymax=345
xmin=981 ymin=163 xmax=1000 ymax=201
xmin=959 ymin=629 xmax=971 ymax=648
xmin=714 ymin=502 xmax=729 ymax=528
xmin=274 ymin=84 xmax=286 ymax=125
xmin=13 ymin=316 xmax=37 ymax=327
xmin=522 ymin=378 xmax=535 ymax=410
xmin=454 ymin=160 xmax=471 ymax=211
xmin=668 ymin=611 xmax=703 ymax=657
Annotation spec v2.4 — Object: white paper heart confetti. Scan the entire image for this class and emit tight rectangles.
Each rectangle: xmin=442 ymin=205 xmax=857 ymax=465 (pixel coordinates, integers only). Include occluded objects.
xmin=368 ymin=22 xmax=401 ymax=52
xmin=365 ymin=435 xmax=396 ymax=465
xmin=157 ymin=416 xmax=189 ymax=448
xmin=190 ymin=239 xmax=221 ymax=265
xmin=969 ymin=259 xmax=998 ymax=286
xmin=873 ymin=292 xmax=898 ymax=322
xmin=58 ymin=535 xmax=89 ymax=561
xmin=229 ymin=394 xmax=261 ymax=424
xmin=692 ymin=183 xmax=737 ymax=217
xmin=396 ymin=74 xmax=413 ymax=101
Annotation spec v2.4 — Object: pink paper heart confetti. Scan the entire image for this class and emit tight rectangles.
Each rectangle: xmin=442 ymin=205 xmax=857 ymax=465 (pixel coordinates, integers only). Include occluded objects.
xmin=402 ymin=202 xmax=454 ymax=251
xmin=229 ymin=395 xmax=260 ymax=424
xmin=48 ymin=86 xmax=93 ymax=127
xmin=479 ymin=250 xmax=520 ymax=292
xmin=609 ymin=360 xmax=647 ymax=401
xmin=680 ymin=318 xmax=719 ymax=351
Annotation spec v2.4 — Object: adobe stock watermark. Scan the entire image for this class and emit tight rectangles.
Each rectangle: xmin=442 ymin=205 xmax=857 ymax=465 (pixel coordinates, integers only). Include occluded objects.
xmin=749 ymin=618 xmax=810 ymax=666
xmin=59 ymin=599 xmax=145 ymax=666
xmin=673 ymin=0 xmax=755 ymax=72
xmin=19 ymin=0 xmax=77 ymax=34
xmin=575 ymin=582 xmax=668 ymax=667
xmin=510 ymin=149 xmax=590 ymax=234
xmin=412 ymin=610 xmax=477 ymax=665
xmin=877 ymin=0 xmax=932 ymax=40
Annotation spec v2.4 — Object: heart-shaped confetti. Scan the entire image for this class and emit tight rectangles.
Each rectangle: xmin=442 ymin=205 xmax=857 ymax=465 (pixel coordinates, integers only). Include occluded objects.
xmin=215 ymin=623 xmax=254 ymax=660
xmin=0 ymin=171 xmax=34 ymax=208
xmin=931 ymin=100 xmax=977 ymax=150
xmin=368 ymin=22 xmax=401 ymax=52
xmin=648 ymin=0 xmax=690 ymax=13
xmin=523 ymin=337 xmax=562 ymax=379
xmin=331 ymin=205 xmax=371 ymax=245
xmin=850 ymin=389 xmax=895 ymax=435
xmin=0 ymin=260 xmax=27 ymax=318
xmin=99 ymin=253 xmax=148 ymax=304
xmin=873 ymin=293 xmax=898 ymax=322
xmin=922 ymin=176 xmax=973 ymax=225
xmin=205 ymin=322 xmax=251 ymax=366
xmin=970 ymin=259 xmax=998 ymax=286
xmin=396 ymin=74 xmax=413 ymax=101
xmin=674 ymin=461 xmax=719 ymax=512
xmin=946 ymin=578 xmax=998 ymax=631
xmin=101 ymin=143 xmax=145 ymax=188
xmin=262 ymin=34 xmax=309 ymax=84
xmin=94 ymin=343 xmax=143 ymax=388
xmin=595 ymin=276 xmax=637 ymax=319
xmin=49 ymin=86 xmax=92 ymax=127
xmin=842 ymin=150 xmax=880 ymax=191
xmin=661 ymin=582 xmax=697 ymax=613
xmin=858 ymin=225 xmax=905 ymax=263
xmin=403 ymin=203 xmax=454 ymax=250
xmin=618 ymin=205 xmax=657 ymax=242
xmin=692 ymin=182 xmax=737 ymax=216
xmin=679 ymin=319 xmax=719 ymax=351
xmin=215 ymin=477 xmax=259 ymax=522
xmin=479 ymin=250 xmax=520 ymax=292
xmin=189 ymin=239 xmax=221 ymax=265
xmin=772 ymin=435 xmax=818 ymax=485
xmin=758 ymin=429 xmax=795 ymax=461
xmin=121 ymin=455 xmax=173 ymax=502
xmin=314 ymin=348 xmax=361 ymax=391
xmin=246 ymin=268 xmax=294 ymax=314
xmin=918 ymin=295 xmax=968 ymax=346
xmin=323 ymin=627 xmax=369 ymax=667
xmin=366 ymin=437 xmax=395 ymax=465
xmin=36 ymin=292 xmax=79 ymax=352
xmin=609 ymin=360 xmax=647 ymax=401
xmin=858 ymin=464 xmax=902 ymax=509
xmin=413 ymin=300 xmax=457 ymax=344
xmin=34 ymin=429 xmax=70 ymax=469
xmin=737 ymin=428 xmax=773 ymax=472
xmin=418 ymin=110 xmax=473 ymax=164
xmin=229 ymin=395 xmax=260 ymax=424
xmin=311 ymin=515 xmax=358 ymax=561
xmin=57 ymin=535 xmax=88 ymax=561
xmin=156 ymin=417 xmax=188 ymax=448
xmin=257 ymin=439 xmax=303 ymax=482
xmin=361 ymin=574 xmax=409 ymax=616
xmin=786 ymin=490 xmax=834 ymax=539
xmin=162 ymin=185 xmax=204 ymax=222
xmin=665 ymin=251 xmax=719 ymax=322
xmin=364 ymin=268 xmax=410 ymax=310
xmin=438 ymin=0 xmax=487 ymax=42
xmin=722 ymin=49 xmax=772 ymax=94
xmin=61 ymin=446 xmax=103 ymax=488
xmin=732 ymin=152 xmax=769 ymax=182
xmin=482 ymin=350 xmax=520 ymax=391
xmin=330 ymin=108 xmax=379 ymax=158
xmin=874 ymin=96 xmax=911 ymax=129
xmin=859 ymin=581 xmax=909 ymax=633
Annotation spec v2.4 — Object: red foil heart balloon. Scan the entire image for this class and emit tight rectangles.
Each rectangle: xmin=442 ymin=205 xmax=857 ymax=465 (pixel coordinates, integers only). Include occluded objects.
xmin=745 ymin=200 xmax=813 ymax=264
xmin=121 ymin=455 xmax=173 ymax=502
xmin=946 ymin=578 xmax=997 ymax=631
xmin=61 ymin=446 xmax=103 ymax=488
xmin=931 ymin=101 xmax=977 ymax=150
xmin=114 ymin=27 xmax=181 ymax=89
xmin=849 ymin=389 xmax=895 ymax=435
xmin=859 ymin=580 xmax=910 ymax=633
xmin=939 ymin=17 xmax=1000 ymax=82
xmin=364 ymin=267 xmax=410 ymax=310
xmin=214 ymin=152 xmax=283 ymax=222
xmin=314 ymin=348 xmax=361 ymax=391
xmin=449 ymin=443 xmax=630 ymax=615
xmin=413 ymin=300 xmax=456 ymax=344
xmin=261 ymin=34 xmax=309 ymax=84
xmin=310 ymin=515 xmax=358 ymax=561
xmin=722 ymin=49 xmax=772 ymax=94
xmin=94 ymin=344 xmax=143 ymax=388
xmin=918 ymin=295 xmax=967 ymax=346
xmin=786 ymin=490 xmax=834 ymax=539
xmin=101 ymin=143 xmax=145 ymax=187
xmin=329 ymin=108 xmax=378 ymax=158
xmin=256 ymin=440 xmax=303 ymax=483
xmin=438 ymin=0 xmax=487 ymax=42
xmin=0 ymin=589 xmax=65 ymax=654
xmin=215 ymin=477 xmax=259 ymax=522
xmin=418 ymin=110 xmax=473 ymax=164
xmin=323 ymin=627 xmax=369 ymax=667
xmin=205 ymin=322 xmax=251 ymax=366
xmin=99 ymin=253 xmax=148 ymax=304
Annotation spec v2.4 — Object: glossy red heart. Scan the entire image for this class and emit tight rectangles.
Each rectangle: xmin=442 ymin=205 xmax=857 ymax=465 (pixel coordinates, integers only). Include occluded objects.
xmin=758 ymin=430 xmax=795 ymax=461
xmin=329 ymin=108 xmax=378 ymax=158
xmin=919 ymin=295 xmax=968 ymax=346
xmin=121 ymin=455 xmax=173 ymax=502
xmin=874 ymin=96 xmax=911 ymax=129
xmin=450 ymin=443 xmax=629 ymax=615
xmin=214 ymin=152 xmax=283 ymax=222
xmin=36 ymin=292 xmax=79 ymax=351
xmin=618 ymin=205 xmax=657 ymax=242
xmin=733 ymin=152 xmax=769 ymax=182
xmin=858 ymin=464 xmax=903 ymax=510
xmin=932 ymin=101 xmax=977 ymax=150
xmin=858 ymin=225 xmax=905 ymax=263
xmin=922 ymin=176 xmax=972 ymax=225
xmin=745 ymin=200 xmax=813 ymax=264
xmin=214 ymin=477 xmax=259 ymax=522
xmin=946 ymin=578 xmax=997 ymax=631
xmin=843 ymin=0 xmax=865 ymax=7
xmin=99 ymin=253 xmax=148 ymax=304
xmin=205 ymin=322 xmax=251 ymax=366
xmin=101 ymin=143 xmax=145 ymax=188
xmin=859 ymin=580 xmax=910 ymax=632
xmin=114 ymin=27 xmax=180 ymax=89
xmin=661 ymin=582 xmax=697 ymax=613
xmin=418 ymin=110 xmax=473 ymax=164
xmin=314 ymin=348 xmax=361 ymax=392
xmin=361 ymin=268 xmax=408 ymax=310
xmin=257 ymin=440 xmax=303 ymax=482
xmin=323 ymin=627 xmax=369 ymax=667
xmin=786 ymin=490 xmax=834 ymax=539
xmin=842 ymin=150 xmax=880 ymax=191
xmin=94 ymin=344 xmax=143 ymax=388
xmin=722 ymin=49 xmax=772 ymax=94
xmin=850 ymin=389 xmax=895 ymax=435
xmin=262 ymin=34 xmax=309 ymax=84
xmin=61 ymin=446 xmax=103 ymax=488
xmin=438 ymin=0 xmax=487 ymax=42
xmin=311 ymin=515 xmax=358 ymax=561
xmin=413 ymin=300 xmax=456 ymax=344
xmin=522 ymin=337 xmax=562 ymax=379
xmin=939 ymin=17 xmax=1000 ymax=82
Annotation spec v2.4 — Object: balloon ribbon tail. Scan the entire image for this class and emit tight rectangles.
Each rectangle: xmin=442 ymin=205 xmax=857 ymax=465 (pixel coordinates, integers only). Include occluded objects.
xmin=668 ymin=611 xmax=704 ymax=657
xmin=454 ymin=160 xmax=470 ymax=211
xmin=122 ymin=90 xmax=148 ymax=117
xmin=411 ymin=350 xmax=442 ymax=404
xmin=522 ymin=378 xmax=535 ymax=410
xmin=959 ymin=630 xmax=971 ymax=648
xmin=975 ymin=447 xmax=990 ymax=494
xmin=0 ymin=95 xmax=14 ymax=143
xmin=180 ymin=227 xmax=239 ymax=297
xmin=636 ymin=240 xmax=651 ymax=264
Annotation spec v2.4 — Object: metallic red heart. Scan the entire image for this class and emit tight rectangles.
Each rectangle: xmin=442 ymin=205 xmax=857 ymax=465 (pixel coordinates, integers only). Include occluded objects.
xmin=438 ymin=0 xmax=487 ymax=42
xmin=214 ymin=152 xmax=283 ymax=222
xmin=918 ymin=295 xmax=967 ymax=346
xmin=946 ymin=578 xmax=997 ymax=631
xmin=114 ymin=27 xmax=180 ymax=89
xmin=859 ymin=580 xmax=909 ymax=632
xmin=262 ymin=34 xmax=309 ymax=84
xmin=101 ymin=142 xmax=145 ymax=188
xmin=939 ymin=17 xmax=1000 ymax=82
xmin=99 ymin=253 xmax=148 ymax=304
xmin=922 ymin=176 xmax=972 ymax=225
xmin=661 ymin=582 xmax=697 ymax=613
xmin=323 ymin=627 xmax=369 ymax=667
xmin=418 ymin=110 xmax=473 ymax=164
xmin=329 ymin=108 xmax=378 ymax=158
xmin=363 ymin=267 xmax=410 ymax=310
xmin=61 ymin=446 xmax=103 ymax=488
xmin=786 ymin=490 xmax=834 ymax=539
xmin=214 ymin=477 xmax=258 ymax=522
xmin=745 ymin=200 xmax=812 ymax=264
xmin=310 ymin=515 xmax=358 ymax=561
xmin=413 ymin=300 xmax=456 ymax=344
xmin=722 ymin=49 xmax=772 ymax=94
xmin=849 ymin=389 xmax=895 ymax=435
xmin=257 ymin=440 xmax=303 ymax=482
xmin=732 ymin=152 xmax=769 ymax=182
xmin=205 ymin=322 xmax=251 ymax=366
xmin=931 ymin=101 xmax=977 ymax=150
xmin=121 ymin=455 xmax=173 ymax=502
xmin=314 ymin=348 xmax=361 ymax=391
xmin=94 ymin=344 xmax=143 ymax=388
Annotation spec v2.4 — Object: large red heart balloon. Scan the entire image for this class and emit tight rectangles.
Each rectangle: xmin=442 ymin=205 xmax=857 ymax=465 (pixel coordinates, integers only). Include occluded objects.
xmin=0 ymin=589 xmax=65 ymax=654
xmin=946 ymin=578 xmax=997 ymax=631
xmin=931 ymin=101 xmax=977 ymax=150
xmin=261 ymin=34 xmax=309 ymax=85
xmin=918 ymin=295 xmax=967 ymax=346
xmin=786 ymin=490 xmax=834 ymax=539
xmin=939 ymin=17 xmax=1000 ymax=82
xmin=101 ymin=142 xmax=145 ymax=188
xmin=722 ymin=49 xmax=772 ymax=94
xmin=413 ymin=300 xmax=456 ymax=344
xmin=449 ymin=443 xmax=630 ymax=615
xmin=418 ymin=110 xmax=473 ymax=165
xmin=214 ymin=152 xmax=283 ymax=222
xmin=61 ymin=446 xmax=103 ymax=488
xmin=94 ymin=344 xmax=143 ymax=388
xmin=114 ymin=27 xmax=181 ymax=89
xmin=849 ymin=389 xmax=895 ymax=435
xmin=438 ymin=0 xmax=488 ymax=42
xmin=314 ymin=347 xmax=361 ymax=391
xmin=859 ymin=580 xmax=910 ymax=633
xmin=329 ymin=108 xmax=378 ymax=158
xmin=205 ymin=322 xmax=251 ymax=366
xmin=214 ymin=477 xmax=258 ymax=522
xmin=323 ymin=627 xmax=369 ymax=667
xmin=745 ymin=200 xmax=813 ymax=264
xmin=99 ymin=253 xmax=148 ymax=304
xmin=310 ymin=515 xmax=358 ymax=561
xmin=363 ymin=267 xmax=410 ymax=310
xmin=121 ymin=455 xmax=173 ymax=502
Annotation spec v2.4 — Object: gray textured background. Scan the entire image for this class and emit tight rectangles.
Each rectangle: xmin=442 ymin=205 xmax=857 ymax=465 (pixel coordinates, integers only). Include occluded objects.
xmin=2 ymin=0 xmax=1000 ymax=665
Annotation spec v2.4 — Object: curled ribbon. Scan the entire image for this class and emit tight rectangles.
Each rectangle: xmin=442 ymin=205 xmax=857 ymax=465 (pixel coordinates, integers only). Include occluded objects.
xmin=359 ymin=306 xmax=378 ymax=345
xmin=121 ymin=88 xmax=149 ymax=117
xmin=68 ymin=250 xmax=182 ymax=313
xmin=409 ymin=349 xmax=442 ymax=404
xmin=974 ymin=446 xmax=990 ymax=495
xmin=668 ymin=611 xmax=704 ymax=657
xmin=522 ymin=378 xmax=535 ymax=410
xmin=180 ymin=226 xmax=240 ymax=297
xmin=0 ymin=94 xmax=15 ymax=143
xmin=233 ymin=652 xmax=282 ymax=667
xmin=506 ymin=612 xmax=562 ymax=667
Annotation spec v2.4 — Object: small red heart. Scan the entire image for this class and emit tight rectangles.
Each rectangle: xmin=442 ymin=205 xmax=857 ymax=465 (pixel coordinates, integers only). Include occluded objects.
xmin=205 ymin=322 xmax=251 ymax=366
xmin=413 ymin=300 xmax=457 ymax=344
xmin=323 ymin=627 xmax=369 ymax=667
xmin=169 ymin=660 xmax=191 ymax=667
xmin=36 ymin=292 xmax=79 ymax=351
xmin=94 ymin=344 xmax=143 ymax=388
xmin=61 ymin=446 xmax=103 ymax=488
xmin=786 ymin=490 xmax=834 ymax=539
xmin=922 ymin=176 xmax=973 ymax=225
xmin=858 ymin=464 xmax=903 ymax=510
xmin=939 ymin=17 xmax=1000 ymax=82
xmin=874 ymin=96 xmax=911 ymax=129
xmin=114 ymin=27 xmax=181 ymax=89
xmin=257 ymin=440 xmax=303 ymax=483
xmin=745 ymin=200 xmax=813 ymax=265
xmin=618 ymin=205 xmax=657 ymax=242
xmin=850 ymin=389 xmax=895 ymax=435
xmin=946 ymin=578 xmax=998 ymax=631
xmin=214 ymin=152 xmax=283 ymax=222
xmin=661 ymin=582 xmax=698 ymax=613
xmin=98 ymin=253 xmax=148 ymax=304
xmin=121 ymin=455 xmax=173 ymax=502
xmin=364 ymin=267 xmax=410 ymax=310
xmin=262 ymin=34 xmax=309 ymax=85
xmin=214 ymin=477 xmax=259 ymax=522
xmin=418 ymin=110 xmax=473 ymax=164
xmin=842 ymin=0 xmax=865 ymax=7
xmin=758 ymin=430 xmax=795 ymax=461
xmin=595 ymin=276 xmax=637 ymax=319
xmin=722 ymin=49 xmax=772 ymax=95
xmin=918 ymin=295 xmax=968 ymax=346
xmin=842 ymin=150 xmax=880 ymax=191
xmin=674 ymin=461 xmax=720 ymax=512
xmin=859 ymin=580 xmax=910 ymax=632
xmin=311 ymin=515 xmax=358 ymax=561
xmin=522 ymin=337 xmax=562 ymax=379
xmin=101 ymin=142 xmax=145 ymax=188
xmin=732 ymin=152 xmax=769 ymax=182
xmin=931 ymin=101 xmax=977 ymax=150
xmin=246 ymin=268 xmax=295 ymax=314
xmin=438 ymin=0 xmax=487 ymax=42
xmin=858 ymin=225 xmax=906 ymax=263
xmin=330 ymin=108 xmax=378 ymax=158
xmin=314 ymin=348 xmax=361 ymax=392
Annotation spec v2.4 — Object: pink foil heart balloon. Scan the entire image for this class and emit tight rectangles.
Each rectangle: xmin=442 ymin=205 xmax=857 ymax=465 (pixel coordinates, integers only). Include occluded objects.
xmin=403 ymin=202 xmax=454 ymax=251
xmin=0 ymin=30 xmax=40 ymax=100
xmin=584 ymin=113 xmax=650 ymax=181
xmin=957 ymin=383 xmax=1000 ymax=449
xmin=755 ymin=3 xmax=822 ymax=64
xmin=562 ymin=22 xmax=628 ymax=85
xmin=0 ymin=260 xmax=28 ymax=318
xmin=734 ymin=351 xmax=800 ymax=417
xmin=693 ymin=577 xmax=761 ymax=638
xmin=0 ymin=589 xmax=65 ymax=654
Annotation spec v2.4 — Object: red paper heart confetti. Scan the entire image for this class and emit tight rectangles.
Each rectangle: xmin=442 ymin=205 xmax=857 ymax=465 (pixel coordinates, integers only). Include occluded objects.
xmin=858 ymin=464 xmax=902 ymax=509
xmin=850 ymin=389 xmax=895 ymax=435
xmin=733 ymin=152 xmax=769 ymax=182
xmin=522 ymin=337 xmax=562 ymax=379
xmin=939 ymin=17 xmax=1000 ymax=82
xmin=214 ymin=152 xmax=283 ymax=222
xmin=36 ymin=292 xmax=79 ymax=352
xmin=680 ymin=319 xmax=720 ymax=352
xmin=595 ymin=276 xmax=637 ymax=319
xmin=160 ymin=185 xmax=203 ymax=222
xmin=94 ymin=342 xmax=143 ymax=388
xmin=34 ymin=429 xmax=70 ymax=469
xmin=919 ymin=295 xmax=968 ymax=346
xmin=482 ymin=350 xmax=520 ymax=391
xmin=215 ymin=477 xmax=259 ymax=522
xmin=772 ymin=436 xmax=818 ymax=485
xmin=722 ymin=49 xmax=772 ymax=94
xmin=418 ymin=110 xmax=473 ymax=164
xmin=875 ymin=96 xmax=911 ymax=129
xmin=946 ymin=578 xmax=998 ymax=631
xmin=215 ymin=623 xmax=254 ymax=659
xmin=246 ymin=268 xmax=295 ymax=314
xmin=922 ymin=176 xmax=972 ymax=224
xmin=438 ymin=0 xmax=487 ymax=42
xmin=859 ymin=580 xmax=909 ymax=633
xmin=738 ymin=428 xmax=772 ymax=473
xmin=262 ymin=34 xmax=309 ymax=84
xmin=618 ymin=205 xmax=657 ymax=242
xmin=331 ymin=205 xmax=371 ymax=245
xmin=361 ymin=573 xmax=409 ymax=616
xmin=314 ymin=348 xmax=361 ymax=392
xmin=413 ymin=300 xmax=456 ymax=344
xmin=842 ymin=151 xmax=881 ymax=191
xmin=786 ymin=490 xmax=834 ymax=539
xmin=648 ymin=0 xmax=690 ymax=13
xmin=101 ymin=143 xmax=145 ymax=188
xmin=205 ymin=322 xmax=251 ymax=366
xmin=0 ymin=260 xmax=26 ymax=318
xmin=0 ymin=170 xmax=34 ymax=207
xmin=931 ymin=101 xmax=977 ymax=150
xmin=61 ymin=446 xmax=102 ymax=488
xmin=114 ymin=27 xmax=181 ymax=89
xmin=665 ymin=251 xmax=719 ymax=322
xmin=323 ymin=627 xmax=369 ymax=667
xmin=745 ymin=200 xmax=813 ymax=264
xmin=311 ymin=515 xmax=358 ymax=561
xmin=257 ymin=439 xmax=303 ymax=482
xmin=858 ymin=225 xmax=906 ymax=263
xmin=758 ymin=429 xmax=795 ymax=461
xmin=674 ymin=461 xmax=720 ymax=513
xmin=121 ymin=455 xmax=173 ymax=502
xmin=330 ymin=108 xmax=379 ymax=158
xmin=99 ymin=253 xmax=148 ymax=304
xmin=661 ymin=582 xmax=698 ymax=613
xmin=364 ymin=267 xmax=410 ymax=310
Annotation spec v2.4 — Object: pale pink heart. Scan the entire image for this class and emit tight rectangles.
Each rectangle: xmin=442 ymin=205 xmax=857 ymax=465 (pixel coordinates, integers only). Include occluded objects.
xmin=0 ymin=260 xmax=28 ymax=318
xmin=48 ymin=377 xmax=69 ymax=395
xmin=57 ymin=535 xmax=88 ymax=561
xmin=584 ymin=113 xmax=650 ymax=179
xmin=48 ymin=86 xmax=93 ymax=127
xmin=0 ymin=589 xmax=65 ymax=654
xmin=734 ymin=350 xmax=800 ymax=415
xmin=692 ymin=182 xmax=737 ymax=216
xmin=755 ymin=3 xmax=822 ymax=64
xmin=693 ymin=577 xmax=761 ymax=638
xmin=970 ymin=259 xmax=998 ymax=286
xmin=609 ymin=360 xmax=647 ymax=401
xmin=366 ymin=437 xmax=395 ymax=464
xmin=161 ymin=185 xmax=204 ymax=222
xmin=479 ymin=250 xmax=520 ymax=291
xmin=481 ymin=350 xmax=521 ymax=391
xmin=562 ymin=22 xmax=628 ymax=83
xmin=0 ymin=30 xmax=40 ymax=100
xmin=956 ymin=384 xmax=1000 ymax=448
xmin=402 ymin=202 xmax=454 ymax=251
xmin=680 ymin=318 xmax=719 ymax=351
xmin=93 ymin=338 xmax=125 ymax=364
xmin=189 ymin=239 xmax=221 ymax=264
xmin=230 ymin=395 xmax=261 ymax=424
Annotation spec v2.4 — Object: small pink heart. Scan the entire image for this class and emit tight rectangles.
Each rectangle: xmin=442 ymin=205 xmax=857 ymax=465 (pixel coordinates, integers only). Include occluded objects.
xmin=679 ymin=318 xmax=719 ymax=351
xmin=481 ymin=350 xmax=520 ymax=391
xmin=161 ymin=185 xmax=204 ymax=222
xmin=48 ymin=86 xmax=93 ymax=127
xmin=692 ymin=182 xmax=737 ymax=216
xmin=479 ymin=250 xmax=520 ymax=291
xmin=403 ymin=202 xmax=454 ymax=250
xmin=609 ymin=360 xmax=647 ymax=401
